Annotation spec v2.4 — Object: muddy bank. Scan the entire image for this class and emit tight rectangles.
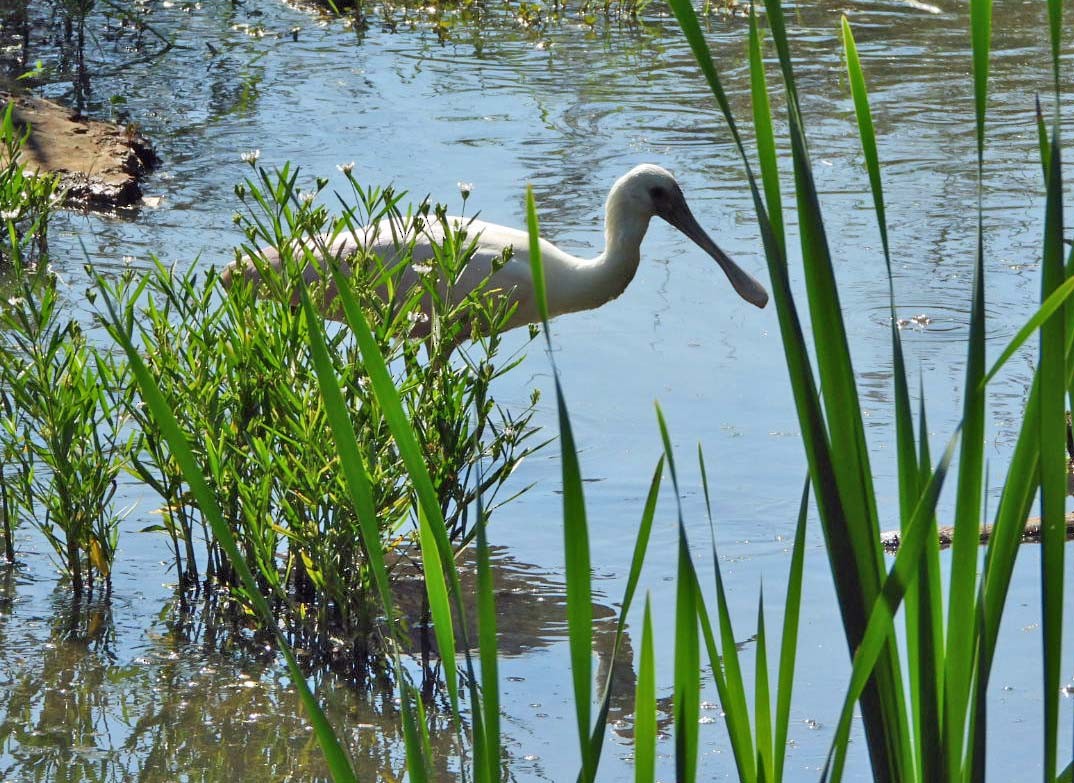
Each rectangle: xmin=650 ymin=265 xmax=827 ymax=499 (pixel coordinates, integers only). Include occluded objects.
xmin=5 ymin=93 xmax=158 ymax=210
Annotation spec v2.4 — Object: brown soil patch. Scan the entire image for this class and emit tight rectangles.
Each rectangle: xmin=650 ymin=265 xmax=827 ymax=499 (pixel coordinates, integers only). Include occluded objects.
xmin=4 ymin=93 xmax=158 ymax=210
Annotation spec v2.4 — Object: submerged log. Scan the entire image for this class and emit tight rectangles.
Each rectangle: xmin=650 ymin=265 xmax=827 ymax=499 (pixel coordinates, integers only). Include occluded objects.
xmin=881 ymin=422 xmax=1074 ymax=552
xmin=3 ymin=92 xmax=158 ymax=210
xmin=881 ymin=512 xmax=1074 ymax=552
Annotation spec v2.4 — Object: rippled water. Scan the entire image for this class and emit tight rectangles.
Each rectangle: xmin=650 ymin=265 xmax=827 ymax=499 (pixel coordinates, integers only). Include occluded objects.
xmin=3 ymin=0 xmax=1074 ymax=779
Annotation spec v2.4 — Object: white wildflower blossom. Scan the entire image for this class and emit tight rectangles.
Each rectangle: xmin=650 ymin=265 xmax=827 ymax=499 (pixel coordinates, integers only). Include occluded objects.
xmin=240 ymin=149 xmax=261 ymax=165
xmin=411 ymin=263 xmax=432 ymax=275
xmin=0 ymin=210 xmax=18 ymax=220
xmin=457 ymin=181 xmax=473 ymax=197
xmin=6 ymin=296 xmax=24 ymax=307
xmin=298 ymin=190 xmax=316 ymax=206
xmin=337 ymin=161 xmax=355 ymax=174
xmin=407 ymin=310 xmax=429 ymax=325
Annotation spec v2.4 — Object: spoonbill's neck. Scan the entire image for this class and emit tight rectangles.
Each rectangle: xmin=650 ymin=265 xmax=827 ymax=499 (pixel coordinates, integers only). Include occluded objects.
xmin=577 ymin=197 xmax=653 ymax=306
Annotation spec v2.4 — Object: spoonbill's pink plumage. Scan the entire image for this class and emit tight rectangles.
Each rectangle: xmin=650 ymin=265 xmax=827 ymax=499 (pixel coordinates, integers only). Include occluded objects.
xmin=222 ymin=164 xmax=769 ymax=333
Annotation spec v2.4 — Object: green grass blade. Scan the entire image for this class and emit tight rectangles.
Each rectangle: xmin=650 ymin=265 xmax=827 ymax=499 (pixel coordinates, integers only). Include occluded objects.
xmin=99 ymin=281 xmax=358 ymax=783
xmin=1037 ymin=125 xmax=1065 ymax=783
xmin=967 ymin=373 xmax=1044 ymax=781
xmin=698 ymin=446 xmax=756 ymax=780
xmin=841 ymin=18 xmax=889 ymax=266
xmin=969 ymin=0 xmax=992 ymax=162
xmin=773 ymin=12 xmax=911 ymax=772
xmin=668 ymin=0 xmax=911 ymax=775
xmin=826 ymin=430 xmax=959 ymax=782
xmin=400 ymin=683 xmax=431 ymax=783
xmin=328 ymin=267 xmax=454 ymax=564
xmin=296 ymin=285 xmax=393 ymax=613
xmin=674 ymin=526 xmax=701 ymax=783
xmin=842 ymin=23 xmax=943 ymax=776
xmin=754 ymin=589 xmax=773 ymax=783
xmin=524 ymin=190 xmax=596 ymax=782
xmin=417 ymin=505 xmax=461 ymax=716
xmin=526 ymin=186 xmax=550 ymax=327
xmin=654 ymin=417 xmax=755 ymax=780
xmin=1046 ymin=0 xmax=1061 ymax=97
xmin=773 ymin=478 xmax=809 ymax=783
xmin=584 ymin=457 xmax=664 ymax=773
xmin=324 ymin=267 xmax=473 ymax=757
xmin=748 ymin=8 xmax=784 ymax=253
xmin=1037 ymin=98 xmax=1051 ymax=179
xmin=946 ymin=90 xmax=989 ymax=783
xmin=634 ymin=596 xmax=656 ymax=783
xmin=475 ymin=499 xmax=501 ymax=783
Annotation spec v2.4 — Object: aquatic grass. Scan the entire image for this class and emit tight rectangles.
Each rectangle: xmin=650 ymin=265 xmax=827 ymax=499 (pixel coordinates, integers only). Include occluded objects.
xmin=93 ymin=165 xmax=541 ymax=664
xmin=97 ymin=276 xmax=361 ymax=783
xmin=524 ymin=186 xmax=595 ymax=782
xmin=320 ymin=250 xmax=513 ymax=781
xmin=633 ymin=595 xmax=656 ymax=783
xmin=0 ymin=103 xmax=57 ymax=273
xmin=666 ymin=0 xmax=913 ymax=775
xmin=0 ymin=266 xmax=136 ymax=596
xmin=661 ymin=0 xmax=1074 ymax=779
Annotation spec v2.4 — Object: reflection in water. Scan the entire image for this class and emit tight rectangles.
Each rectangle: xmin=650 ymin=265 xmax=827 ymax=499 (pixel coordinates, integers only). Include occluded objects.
xmin=0 ymin=547 xmax=640 ymax=781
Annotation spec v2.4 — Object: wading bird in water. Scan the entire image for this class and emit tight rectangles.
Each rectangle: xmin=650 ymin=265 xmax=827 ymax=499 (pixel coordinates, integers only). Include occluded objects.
xmin=221 ymin=164 xmax=769 ymax=334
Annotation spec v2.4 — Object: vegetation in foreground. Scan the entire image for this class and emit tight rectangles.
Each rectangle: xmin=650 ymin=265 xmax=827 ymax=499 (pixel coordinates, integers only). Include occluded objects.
xmin=0 ymin=138 xmax=542 ymax=670
xmin=1 ymin=0 xmax=1073 ymax=779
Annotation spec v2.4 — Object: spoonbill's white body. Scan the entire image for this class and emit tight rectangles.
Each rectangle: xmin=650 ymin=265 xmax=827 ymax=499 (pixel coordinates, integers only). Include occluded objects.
xmin=222 ymin=164 xmax=769 ymax=333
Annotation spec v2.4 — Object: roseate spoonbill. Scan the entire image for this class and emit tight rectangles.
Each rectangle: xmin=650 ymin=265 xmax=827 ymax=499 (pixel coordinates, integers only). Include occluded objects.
xmin=221 ymin=164 xmax=769 ymax=334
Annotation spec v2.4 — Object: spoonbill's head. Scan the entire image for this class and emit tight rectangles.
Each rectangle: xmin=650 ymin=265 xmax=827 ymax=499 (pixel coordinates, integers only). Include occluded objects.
xmin=613 ymin=164 xmax=769 ymax=309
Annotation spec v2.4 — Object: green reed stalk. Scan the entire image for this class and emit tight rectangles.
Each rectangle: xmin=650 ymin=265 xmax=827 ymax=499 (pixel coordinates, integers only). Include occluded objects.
xmin=841 ymin=20 xmax=943 ymax=781
xmin=633 ymin=596 xmax=656 ymax=783
xmin=667 ymin=0 xmax=913 ymax=775
xmin=669 ymin=0 xmax=1074 ymax=780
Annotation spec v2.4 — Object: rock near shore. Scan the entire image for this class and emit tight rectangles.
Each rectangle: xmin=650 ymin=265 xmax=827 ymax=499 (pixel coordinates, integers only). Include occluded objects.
xmin=5 ymin=92 xmax=159 ymax=210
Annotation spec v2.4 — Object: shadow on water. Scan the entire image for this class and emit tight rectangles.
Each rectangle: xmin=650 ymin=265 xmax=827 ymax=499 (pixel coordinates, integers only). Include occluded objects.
xmin=0 ymin=546 xmax=643 ymax=781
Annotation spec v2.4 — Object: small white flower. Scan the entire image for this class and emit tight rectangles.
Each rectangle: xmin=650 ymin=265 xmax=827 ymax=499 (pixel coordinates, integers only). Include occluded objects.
xmin=0 ymin=210 xmax=18 ymax=220
xmin=122 ymin=255 xmax=135 ymax=266
xmin=241 ymin=149 xmax=261 ymax=165
xmin=297 ymin=190 xmax=316 ymax=206
xmin=412 ymin=263 xmax=432 ymax=275
xmin=407 ymin=311 xmax=429 ymax=325
xmin=6 ymin=296 xmax=23 ymax=307
xmin=458 ymin=181 xmax=473 ymax=197
xmin=337 ymin=161 xmax=355 ymax=174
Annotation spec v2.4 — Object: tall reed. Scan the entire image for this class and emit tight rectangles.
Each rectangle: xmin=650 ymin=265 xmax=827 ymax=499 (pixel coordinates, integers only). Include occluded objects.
xmin=661 ymin=0 xmax=1074 ymax=778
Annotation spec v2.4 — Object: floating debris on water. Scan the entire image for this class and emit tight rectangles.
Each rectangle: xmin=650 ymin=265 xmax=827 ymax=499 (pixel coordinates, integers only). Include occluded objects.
xmin=896 ymin=313 xmax=933 ymax=330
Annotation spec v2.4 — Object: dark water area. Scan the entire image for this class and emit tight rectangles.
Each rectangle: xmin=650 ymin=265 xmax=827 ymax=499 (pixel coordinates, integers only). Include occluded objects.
xmin=2 ymin=0 xmax=1074 ymax=778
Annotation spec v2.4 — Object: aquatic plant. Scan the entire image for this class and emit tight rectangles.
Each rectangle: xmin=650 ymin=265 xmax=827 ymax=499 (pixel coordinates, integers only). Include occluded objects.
xmin=0 ymin=103 xmax=57 ymax=273
xmin=655 ymin=0 xmax=1074 ymax=777
xmin=0 ymin=265 xmax=135 ymax=596
xmin=96 ymin=162 xmax=541 ymax=660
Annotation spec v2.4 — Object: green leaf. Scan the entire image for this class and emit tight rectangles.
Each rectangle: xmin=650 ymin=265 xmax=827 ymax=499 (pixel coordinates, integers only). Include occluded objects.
xmin=524 ymin=190 xmax=596 ymax=782
xmin=634 ymin=596 xmax=656 ymax=783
